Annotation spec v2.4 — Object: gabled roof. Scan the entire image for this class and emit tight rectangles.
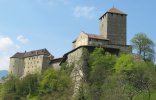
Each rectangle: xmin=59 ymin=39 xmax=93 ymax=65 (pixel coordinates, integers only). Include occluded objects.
xmin=72 ymin=32 xmax=109 ymax=43
xmin=24 ymin=48 xmax=51 ymax=57
xmin=107 ymin=7 xmax=127 ymax=15
xmin=99 ymin=7 xmax=127 ymax=19
xmin=86 ymin=33 xmax=109 ymax=40
xmin=11 ymin=48 xmax=53 ymax=58
xmin=11 ymin=53 xmax=24 ymax=58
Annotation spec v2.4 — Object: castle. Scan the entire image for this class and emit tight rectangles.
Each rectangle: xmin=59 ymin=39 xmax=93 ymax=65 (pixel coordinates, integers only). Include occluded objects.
xmin=9 ymin=7 xmax=132 ymax=77
xmin=9 ymin=49 xmax=54 ymax=77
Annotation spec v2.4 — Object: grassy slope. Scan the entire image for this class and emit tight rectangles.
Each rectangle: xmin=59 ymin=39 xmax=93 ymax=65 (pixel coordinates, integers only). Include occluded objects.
xmin=0 ymin=84 xmax=2 ymax=99
xmin=135 ymin=91 xmax=156 ymax=100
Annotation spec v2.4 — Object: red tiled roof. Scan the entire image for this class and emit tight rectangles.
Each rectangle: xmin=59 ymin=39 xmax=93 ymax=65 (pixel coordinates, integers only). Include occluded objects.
xmin=99 ymin=7 xmax=127 ymax=19
xmin=107 ymin=7 xmax=126 ymax=15
xmin=72 ymin=32 xmax=109 ymax=43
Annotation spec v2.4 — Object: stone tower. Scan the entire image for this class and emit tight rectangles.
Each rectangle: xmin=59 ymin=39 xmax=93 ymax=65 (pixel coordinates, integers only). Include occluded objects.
xmin=99 ymin=7 xmax=127 ymax=45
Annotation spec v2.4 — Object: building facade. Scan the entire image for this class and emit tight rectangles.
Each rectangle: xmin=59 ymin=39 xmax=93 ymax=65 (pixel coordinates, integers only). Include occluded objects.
xmin=9 ymin=49 xmax=54 ymax=77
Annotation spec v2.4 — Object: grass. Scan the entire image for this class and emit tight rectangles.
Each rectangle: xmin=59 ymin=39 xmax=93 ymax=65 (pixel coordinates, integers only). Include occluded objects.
xmin=0 ymin=84 xmax=2 ymax=99
xmin=135 ymin=91 xmax=156 ymax=100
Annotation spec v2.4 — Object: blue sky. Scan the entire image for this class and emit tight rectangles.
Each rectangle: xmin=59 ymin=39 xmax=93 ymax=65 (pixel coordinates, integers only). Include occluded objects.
xmin=0 ymin=0 xmax=156 ymax=70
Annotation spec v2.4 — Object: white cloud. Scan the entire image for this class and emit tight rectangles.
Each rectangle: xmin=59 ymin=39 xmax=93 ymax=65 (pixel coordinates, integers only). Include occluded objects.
xmin=0 ymin=55 xmax=10 ymax=70
xmin=0 ymin=36 xmax=19 ymax=52
xmin=0 ymin=36 xmax=19 ymax=70
xmin=74 ymin=6 xmax=96 ymax=19
xmin=17 ymin=35 xmax=29 ymax=44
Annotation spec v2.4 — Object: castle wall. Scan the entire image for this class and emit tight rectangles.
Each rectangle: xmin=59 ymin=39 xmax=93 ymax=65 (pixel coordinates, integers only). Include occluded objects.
xmin=107 ymin=13 xmax=127 ymax=45
xmin=100 ymin=14 xmax=108 ymax=38
xmin=51 ymin=62 xmax=61 ymax=70
xmin=105 ymin=44 xmax=132 ymax=53
xmin=67 ymin=47 xmax=83 ymax=65
xmin=73 ymin=32 xmax=88 ymax=49
xmin=9 ymin=58 xmax=24 ymax=77
xmin=42 ymin=56 xmax=52 ymax=70
xmin=23 ymin=55 xmax=44 ymax=76
xmin=66 ymin=47 xmax=84 ymax=98
xmin=100 ymin=13 xmax=127 ymax=45
xmin=88 ymin=38 xmax=109 ymax=46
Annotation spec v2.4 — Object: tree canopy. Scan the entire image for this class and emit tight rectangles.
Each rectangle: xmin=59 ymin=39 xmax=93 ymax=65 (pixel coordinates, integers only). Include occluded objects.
xmin=131 ymin=33 xmax=155 ymax=62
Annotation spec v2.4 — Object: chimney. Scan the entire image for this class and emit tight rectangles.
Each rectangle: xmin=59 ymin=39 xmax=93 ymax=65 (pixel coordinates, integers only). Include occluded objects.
xmin=36 ymin=51 xmax=38 ymax=55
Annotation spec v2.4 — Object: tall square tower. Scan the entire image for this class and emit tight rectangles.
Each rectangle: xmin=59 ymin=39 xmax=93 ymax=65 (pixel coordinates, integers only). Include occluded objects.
xmin=99 ymin=7 xmax=127 ymax=45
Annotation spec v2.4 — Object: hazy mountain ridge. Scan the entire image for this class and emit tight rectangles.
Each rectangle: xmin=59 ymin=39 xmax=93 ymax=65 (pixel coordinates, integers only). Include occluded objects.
xmin=0 ymin=70 xmax=8 ymax=79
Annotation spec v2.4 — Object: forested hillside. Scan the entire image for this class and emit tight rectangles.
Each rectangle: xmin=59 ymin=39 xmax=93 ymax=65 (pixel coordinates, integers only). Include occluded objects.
xmin=0 ymin=47 xmax=156 ymax=100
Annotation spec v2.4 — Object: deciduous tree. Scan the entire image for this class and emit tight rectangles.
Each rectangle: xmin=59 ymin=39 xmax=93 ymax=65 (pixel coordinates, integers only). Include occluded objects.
xmin=131 ymin=33 xmax=155 ymax=62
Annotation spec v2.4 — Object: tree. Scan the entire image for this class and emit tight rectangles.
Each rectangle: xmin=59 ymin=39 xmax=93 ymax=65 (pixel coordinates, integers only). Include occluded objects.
xmin=114 ymin=54 xmax=156 ymax=100
xmin=2 ymin=75 xmax=21 ymax=100
xmin=39 ymin=67 xmax=72 ymax=100
xmin=131 ymin=33 xmax=155 ymax=62
xmin=87 ymin=48 xmax=117 ymax=100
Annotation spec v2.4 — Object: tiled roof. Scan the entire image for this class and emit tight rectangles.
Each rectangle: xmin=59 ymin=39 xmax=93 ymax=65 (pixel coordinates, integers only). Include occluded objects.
xmin=86 ymin=33 xmax=109 ymax=40
xmin=11 ymin=48 xmax=53 ymax=58
xmin=107 ymin=7 xmax=126 ymax=15
xmin=50 ymin=58 xmax=63 ymax=64
xmin=11 ymin=53 xmax=24 ymax=58
xmin=72 ymin=33 xmax=109 ymax=42
xmin=99 ymin=7 xmax=127 ymax=19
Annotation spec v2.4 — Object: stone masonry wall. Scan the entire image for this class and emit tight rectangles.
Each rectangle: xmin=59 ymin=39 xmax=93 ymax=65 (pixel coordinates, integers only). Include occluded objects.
xmin=100 ymin=13 xmax=127 ymax=46
xmin=67 ymin=47 xmax=85 ymax=99
xmin=9 ymin=58 xmax=24 ymax=77
xmin=100 ymin=14 xmax=108 ymax=38
xmin=105 ymin=44 xmax=132 ymax=53
xmin=107 ymin=13 xmax=127 ymax=45
xmin=23 ymin=55 xmax=43 ymax=76
xmin=73 ymin=32 xmax=88 ymax=49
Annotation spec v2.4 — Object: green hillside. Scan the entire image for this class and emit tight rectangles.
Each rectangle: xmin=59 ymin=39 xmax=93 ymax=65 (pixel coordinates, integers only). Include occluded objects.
xmin=0 ymin=48 xmax=156 ymax=100
xmin=0 ymin=84 xmax=2 ymax=99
